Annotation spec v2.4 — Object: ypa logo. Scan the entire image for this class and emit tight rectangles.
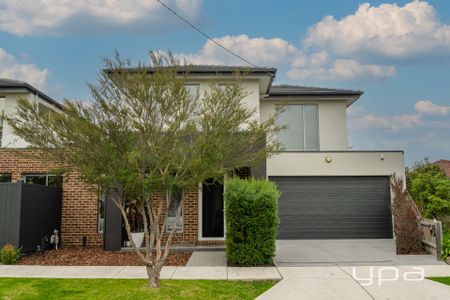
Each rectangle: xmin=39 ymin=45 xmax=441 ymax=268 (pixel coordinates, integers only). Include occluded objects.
xmin=352 ymin=267 xmax=424 ymax=286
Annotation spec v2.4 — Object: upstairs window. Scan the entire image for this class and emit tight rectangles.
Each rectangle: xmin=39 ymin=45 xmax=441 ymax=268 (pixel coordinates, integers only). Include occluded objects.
xmin=38 ymin=103 xmax=54 ymax=120
xmin=277 ymin=104 xmax=319 ymax=151
xmin=185 ymin=84 xmax=199 ymax=97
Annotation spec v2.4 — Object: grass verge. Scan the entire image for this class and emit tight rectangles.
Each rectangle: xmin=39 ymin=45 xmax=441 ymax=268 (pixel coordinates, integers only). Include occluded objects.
xmin=0 ymin=278 xmax=276 ymax=300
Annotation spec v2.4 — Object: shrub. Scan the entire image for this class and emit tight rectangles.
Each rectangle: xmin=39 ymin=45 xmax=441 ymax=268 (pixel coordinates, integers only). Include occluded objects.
xmin=406 ymin=159 xmax=450 ymax=219
xmin=441 ymin=216 xmax=450 ymax=232
xmin=0 ymin=244 xmax=21 ymax=265
xmin=225 ymin=178 xmax=280 ymax=266
xmin=390 ymin=176 xmax=423 ymax=254
xmin=442 ymin=231 xmax=450 ymax=260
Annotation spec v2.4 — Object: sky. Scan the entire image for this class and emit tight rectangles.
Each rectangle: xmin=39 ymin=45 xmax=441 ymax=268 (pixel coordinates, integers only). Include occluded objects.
xmin=0 ymin=0 xmax=449 ymax=165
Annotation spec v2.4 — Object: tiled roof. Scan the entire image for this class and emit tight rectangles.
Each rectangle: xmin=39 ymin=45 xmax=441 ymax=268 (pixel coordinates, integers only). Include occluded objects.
xmin=107 ymin=66 xmax=365 ymax=102
xmin=436 ymin=159 xmax=450 ymax=177
xmin=268 ymin=84 xmax=363 ymax=96
xmin=109 ymin=65 xmax=277 ymax=77
xmin=0 ymin=78 xmax=28 ymax=86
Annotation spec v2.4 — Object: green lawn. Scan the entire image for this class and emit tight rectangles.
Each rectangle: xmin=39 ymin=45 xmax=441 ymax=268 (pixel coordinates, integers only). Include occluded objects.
xmin=0 ymin=278 xmax=276 ymax=300
xmin=428 ymin=277 xmax=450 ymax=286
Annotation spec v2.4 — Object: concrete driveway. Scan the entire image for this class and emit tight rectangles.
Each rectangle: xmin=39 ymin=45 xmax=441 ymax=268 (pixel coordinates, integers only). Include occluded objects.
xmin=257 ymin=265 xmax=450 ymax=300
xmin=275 ymin=239 xmax=442 ymax=266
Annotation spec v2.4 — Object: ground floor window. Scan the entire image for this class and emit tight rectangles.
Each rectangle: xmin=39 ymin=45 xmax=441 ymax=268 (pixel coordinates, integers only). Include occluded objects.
xmin=23 ymin=174 xmax=63 ymax=187
xmin=233 ymin=166 xmax=251 ymax=179
xmin=167 ymin=187 xmax=183 ymax=233
xmin=0 ymin=173 xmax=12 ymax=183
xmin=98 ymin=193 xmax=106 ymax=233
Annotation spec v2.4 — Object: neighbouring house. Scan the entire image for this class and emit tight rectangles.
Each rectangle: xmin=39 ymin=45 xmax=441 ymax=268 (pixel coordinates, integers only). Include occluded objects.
xmin=0 ymin=79 xmax=103 ymax=248
xmin=0 ymin=67 xmax=405 ymax=251
xmin=436 ymin=160 xmax=450 ymax=177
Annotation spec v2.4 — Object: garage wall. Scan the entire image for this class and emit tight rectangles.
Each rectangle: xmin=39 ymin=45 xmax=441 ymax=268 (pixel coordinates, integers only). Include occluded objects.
xmin=267 ymin=151 xmax=405 ymax=179
xmin=272 ymin=176 xmax=393 ymax=239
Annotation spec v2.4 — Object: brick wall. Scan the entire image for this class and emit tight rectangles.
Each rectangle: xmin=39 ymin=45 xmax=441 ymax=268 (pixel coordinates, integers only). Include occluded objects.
xmin=165 ymin=191 xmax=199 ymax=245
xmin=0 ymin=148 xmax=224 ymax=248
xmin=133 ymin=191 xmax=223 ymax=246
xmin=0 ymin=149 xmax=102 ymax=247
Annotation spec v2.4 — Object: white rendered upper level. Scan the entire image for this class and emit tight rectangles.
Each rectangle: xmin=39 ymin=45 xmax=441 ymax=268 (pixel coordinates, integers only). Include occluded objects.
xmin=0 ymin=79 xmax=63 ymax=148
xmin=1 ymin=66 xmax=362 ymax=151
xmin=170 ymin=65 xmax=361 ymax=152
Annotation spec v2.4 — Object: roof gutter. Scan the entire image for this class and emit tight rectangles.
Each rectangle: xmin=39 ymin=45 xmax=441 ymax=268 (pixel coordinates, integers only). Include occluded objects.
xmin=1 ymin=84 xmax=63 ymax=110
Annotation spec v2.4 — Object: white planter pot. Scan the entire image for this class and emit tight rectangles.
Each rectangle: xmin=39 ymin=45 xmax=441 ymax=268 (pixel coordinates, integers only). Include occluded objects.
xmin=131 ymin=232 xmax=145 ymax=248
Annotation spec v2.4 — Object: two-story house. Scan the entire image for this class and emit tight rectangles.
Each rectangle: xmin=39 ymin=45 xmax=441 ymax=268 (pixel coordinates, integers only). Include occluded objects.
xmin=0 ymin=67 xmax=405 ymax=251
xmin=102 ymin=66 xmax=405 ymax=250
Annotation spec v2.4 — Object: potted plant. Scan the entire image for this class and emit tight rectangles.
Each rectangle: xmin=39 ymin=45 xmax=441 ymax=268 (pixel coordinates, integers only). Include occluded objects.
xmin=125 ymin=206 xmax=145 ymax=248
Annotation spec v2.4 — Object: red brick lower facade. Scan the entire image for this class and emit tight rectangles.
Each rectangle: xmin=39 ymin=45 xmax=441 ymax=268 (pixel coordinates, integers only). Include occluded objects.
xmin=0 ymin=149 xmax=102 ymax=246
xmin=0 ymin=149 xmax=223 ymax=248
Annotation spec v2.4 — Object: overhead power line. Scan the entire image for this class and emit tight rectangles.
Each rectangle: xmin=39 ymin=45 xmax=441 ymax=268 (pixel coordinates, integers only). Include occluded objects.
xmin=155 ymin=0 xmax=259 ymax=68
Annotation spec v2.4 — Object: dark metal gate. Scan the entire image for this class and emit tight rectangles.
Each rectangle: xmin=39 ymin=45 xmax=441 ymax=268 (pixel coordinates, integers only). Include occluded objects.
xmin=0 ymin=181 xmax=62 ymax=253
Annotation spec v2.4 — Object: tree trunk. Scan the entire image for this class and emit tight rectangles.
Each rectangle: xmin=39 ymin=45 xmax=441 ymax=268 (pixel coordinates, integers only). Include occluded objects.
xmin=146 ymin=265 xmax=161 ymax=288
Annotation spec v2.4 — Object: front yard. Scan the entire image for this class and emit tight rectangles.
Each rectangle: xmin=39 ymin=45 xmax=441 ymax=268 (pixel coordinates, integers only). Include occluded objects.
xmin=0 ymin=278 xmax=276 ymax=300
xmin=17 ymin=247 xmax=191 ymax=266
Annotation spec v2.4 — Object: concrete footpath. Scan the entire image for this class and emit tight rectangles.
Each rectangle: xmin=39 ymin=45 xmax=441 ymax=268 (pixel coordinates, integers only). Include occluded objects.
xmin=1 ymin=264 xmax=450 ymax=299
xmin=0 ymin=265 xmax=281 ymax=280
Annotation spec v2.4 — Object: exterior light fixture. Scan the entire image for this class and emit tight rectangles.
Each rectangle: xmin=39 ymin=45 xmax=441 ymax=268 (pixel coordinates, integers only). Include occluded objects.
xmin=325 ymin=156 xmax=332 ymax=163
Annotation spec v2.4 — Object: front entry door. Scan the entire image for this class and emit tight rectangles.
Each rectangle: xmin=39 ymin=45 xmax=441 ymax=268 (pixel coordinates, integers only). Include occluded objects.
xmin=202 ymin=181 xmax=224 ymax=238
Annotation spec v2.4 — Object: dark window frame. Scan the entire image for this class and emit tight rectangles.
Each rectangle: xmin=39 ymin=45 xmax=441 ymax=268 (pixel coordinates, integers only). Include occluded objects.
xmin=98 ymin=192 xmax=106 ymax=233
xmin=23 ymin=173 xmax=63 ymax=187
xmin=0 ymin=173 xmax=12 ymax=183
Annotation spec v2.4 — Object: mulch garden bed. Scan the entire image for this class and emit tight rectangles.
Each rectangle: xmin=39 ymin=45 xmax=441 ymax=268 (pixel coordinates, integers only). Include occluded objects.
xmin=18 ymin=247 xmax=191 ymax=266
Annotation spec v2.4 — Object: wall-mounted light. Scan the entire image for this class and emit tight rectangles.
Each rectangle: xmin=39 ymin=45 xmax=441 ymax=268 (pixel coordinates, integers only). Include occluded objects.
xmin=325 ymin=156 xmax=332 ymax=163
xmin=380 ymin=154 xmax=384 ymax=161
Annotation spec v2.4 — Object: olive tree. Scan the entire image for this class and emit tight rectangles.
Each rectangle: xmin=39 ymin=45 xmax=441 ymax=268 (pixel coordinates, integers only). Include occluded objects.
xmin=7 ymin=52 xmax=282 ymax=287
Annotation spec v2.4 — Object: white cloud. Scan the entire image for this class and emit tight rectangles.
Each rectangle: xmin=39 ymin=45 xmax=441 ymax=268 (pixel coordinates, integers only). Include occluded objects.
xmin=288 ymin=57 xmax=395 ymax=81
xmin=177 ymin=35 xmax=394 ymax=81
xmin=348 ymin=112 xmax=450 ymax=165
xmin=349 ymin=99 xmax=450 ymax=133
xmin=350 ymin=113 xmax=423 ymax=131
xmin=89 ymin=1 xmax=449 ymax=82
xmin=304 ymin=1 xmax=450 ymax=61
xmin=415 ymin=100 xmax=450 ymax=116
xmin=179 ymin=34 xmax=300 ymax=66
xmin=347 ymin=106 xmax=366 ymax=118
xmin=0 ymin=0 xmax=202 ymax=36
xmin=0 ymin=48 xmax=49 ymax=88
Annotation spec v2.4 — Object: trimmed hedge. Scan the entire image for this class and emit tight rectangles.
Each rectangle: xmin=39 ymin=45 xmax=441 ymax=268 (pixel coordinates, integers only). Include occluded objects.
xmin=225 ymin=178 xmax=280 ymax=266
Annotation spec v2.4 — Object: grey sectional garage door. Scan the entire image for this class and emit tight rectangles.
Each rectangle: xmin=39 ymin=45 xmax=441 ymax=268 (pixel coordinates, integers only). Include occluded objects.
xmin=270 ymin=176 xmax=393 ymax=239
